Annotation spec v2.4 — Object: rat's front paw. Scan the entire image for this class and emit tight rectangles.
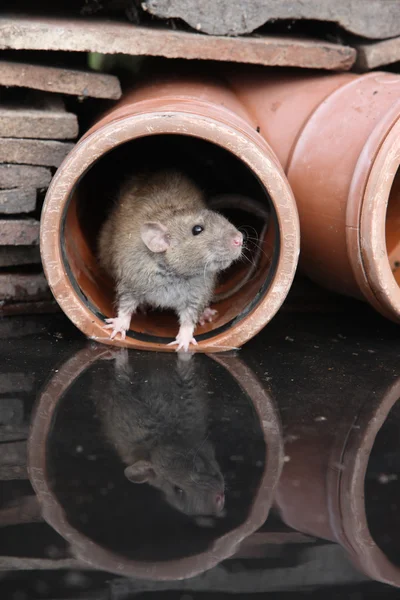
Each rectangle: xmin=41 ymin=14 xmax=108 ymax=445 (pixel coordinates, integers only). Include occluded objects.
xmin=104 ymin=316 xmax=131 ymax=340
xmin=168 ymin=326 xmax=198 ymax=352
xmin=137 ymin=304 xmax=148 ymax=315
xmin=199 ymin=307 xmax=218 ymax=326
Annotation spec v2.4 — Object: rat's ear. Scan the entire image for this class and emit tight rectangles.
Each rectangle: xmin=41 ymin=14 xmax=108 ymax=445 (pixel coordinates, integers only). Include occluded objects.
xmin=141 ymin=222 xmax=170 ymax=253
xmin=124 ymin=460 xmax=155 ymax=484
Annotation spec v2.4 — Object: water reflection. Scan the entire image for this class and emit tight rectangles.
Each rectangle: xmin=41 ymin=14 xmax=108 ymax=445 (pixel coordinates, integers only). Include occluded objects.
xmin=2 ymin=312 xmax=400 ymax=592
xmin=98 ymin=350 xmax=225 ymax=522
xmin=365 ymin=398 xmax=400 ymax=568
xmin=250 ymin=333 xmax=400 ymax=589
xmin=28 ymin=346 xmax=282 ymax=578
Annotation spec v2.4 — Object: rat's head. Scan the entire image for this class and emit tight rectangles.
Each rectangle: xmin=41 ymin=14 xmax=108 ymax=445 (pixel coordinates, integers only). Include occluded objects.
xmin=124 ymin=443 xmax=225 ymax=518
xmin=140 ymin=210 xmax=243 ymax=277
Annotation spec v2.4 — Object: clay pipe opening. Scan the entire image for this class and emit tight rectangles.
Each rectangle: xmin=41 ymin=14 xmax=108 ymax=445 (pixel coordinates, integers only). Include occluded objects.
xmin=40 ymin=86 xmax=299 ymax=352
xmin=67 ymin=136 xmax=277 ymax=347
xmin=350 ymin=101 xmax=400 ymax=323
xmin=386 ymin=168 xmax=400 ymax=281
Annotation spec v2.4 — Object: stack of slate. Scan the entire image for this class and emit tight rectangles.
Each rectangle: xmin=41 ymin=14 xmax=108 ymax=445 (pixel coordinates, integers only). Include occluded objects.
xmin=0 ymin=59 xmax=121 ymax=315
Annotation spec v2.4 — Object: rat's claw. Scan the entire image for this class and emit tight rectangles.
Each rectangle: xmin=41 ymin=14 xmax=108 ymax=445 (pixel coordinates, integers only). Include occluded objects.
xmin=199 ymin=307 xmax=218 ymax=326
xmin=167 ymin=338 xmax=198 ymax=352
xmin=104 ymin=317 xmax=129 ymax=340
xmin=168 ymin=328 xmax=198 ymax=352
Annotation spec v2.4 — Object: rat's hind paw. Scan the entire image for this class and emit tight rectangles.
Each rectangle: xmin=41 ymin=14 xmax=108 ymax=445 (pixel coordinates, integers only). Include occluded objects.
xmin=104 ymin=317 xmax=130 ymax=340
xmin=168 ymin=327 xmax=198 ymax=352
xmin=199 ymin=307 xmax=218 ymax=326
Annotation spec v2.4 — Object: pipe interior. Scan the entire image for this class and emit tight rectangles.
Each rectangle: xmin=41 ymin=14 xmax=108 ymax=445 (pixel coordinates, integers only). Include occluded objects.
xmin=385 ymin=166 xmax=400 ymax=285
xmin=365 ymin=399 xmax=400 ymax=565
xmin=46 ymin=354 xmax=267 ymax=562
xmin=62 ymin=134 xmax=278 ymax=343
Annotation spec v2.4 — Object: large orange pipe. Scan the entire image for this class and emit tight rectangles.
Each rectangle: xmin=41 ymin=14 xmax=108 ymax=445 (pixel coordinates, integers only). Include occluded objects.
xmin=226 ymin=68 xmax=400 ymax=321
xmin=40 ymin=69 xmax=299 ymax=351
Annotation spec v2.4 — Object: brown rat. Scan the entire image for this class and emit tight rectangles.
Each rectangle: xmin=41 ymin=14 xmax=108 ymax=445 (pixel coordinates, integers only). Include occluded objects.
xmin=98 ymin=169 xmax=243 ymax=351
xmin=97 ymin=350 xmax=225 ymax=519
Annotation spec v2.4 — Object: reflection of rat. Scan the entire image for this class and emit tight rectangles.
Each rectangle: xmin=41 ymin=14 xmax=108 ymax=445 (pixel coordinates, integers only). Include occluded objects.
xmin=97 ymin=350 xmax=225 ymax=519
xmin=98 ymin=169 xmax=243 ymax=351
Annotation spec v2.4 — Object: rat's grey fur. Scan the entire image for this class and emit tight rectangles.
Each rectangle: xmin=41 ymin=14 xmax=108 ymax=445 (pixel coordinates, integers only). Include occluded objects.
xmin=98 ymin=169 xmax=242 ymax=345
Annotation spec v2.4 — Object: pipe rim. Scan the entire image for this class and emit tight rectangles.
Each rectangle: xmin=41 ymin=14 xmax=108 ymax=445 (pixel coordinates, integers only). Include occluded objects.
xmin=344 ymin=73 xmax=400 ymax=320
xmin=356 ymin=113 xmax=400 ymax=321
xmin=40 ymin=110 xmax=299 ymax=351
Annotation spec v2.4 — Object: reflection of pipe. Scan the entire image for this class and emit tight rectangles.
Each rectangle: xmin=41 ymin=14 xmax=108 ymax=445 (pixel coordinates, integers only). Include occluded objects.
xmin=28 ymin=345 xmax=283 ymax=580
xmin=0 ymin=440 xmax=27 ymax=480
xmin=225 ymin=68 xmax=400 ymax=322
xmin=274 ymin=374 xmax=400 ymax=587
xmin=40 ymin=71 xmax=299 ymax=352
xmin=0 ymin=495 xmax=42 ymax=527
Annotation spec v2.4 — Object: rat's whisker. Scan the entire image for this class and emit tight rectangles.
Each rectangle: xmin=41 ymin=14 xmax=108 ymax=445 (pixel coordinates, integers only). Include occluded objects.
xmin=203 ymin=258 xmax=212 ymax=283
xmin=245 ymin=235 xmax=263 ymax=242
xmin=241 ymin=252 xmax=257 ymax=269
xmin=238 ymin=225 xmax=252 ymax=237
xmin=241 ymin=225 xmax=260 ymax=241
xmin=244 ymin=239 xmax=271 ymax=262
xmin=191 ymin=434 xmax=210 ymax=470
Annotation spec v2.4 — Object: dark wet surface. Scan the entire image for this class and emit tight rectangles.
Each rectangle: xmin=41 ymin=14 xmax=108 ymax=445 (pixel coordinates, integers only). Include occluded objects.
xmin=1 ymin=305 xmax=400 ymax=598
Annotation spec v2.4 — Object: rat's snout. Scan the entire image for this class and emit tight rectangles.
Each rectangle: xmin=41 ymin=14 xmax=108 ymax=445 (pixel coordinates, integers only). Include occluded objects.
xmin=215 ymin=492 xmax=225 ymax=511
xmin=232 ymin=233 xmax=243 ymax=247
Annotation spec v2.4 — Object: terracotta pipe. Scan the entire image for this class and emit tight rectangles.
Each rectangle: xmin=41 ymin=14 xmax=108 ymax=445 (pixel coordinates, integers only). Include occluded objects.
xmin=225 ymin=68 xmax=400 ymax=322
xmin=274 ymin=373 xmax=400 ymax=587
xmin=40 ymin=71 xmax=299 ymax=352
xmin=28 ymin=346 xmax=283 ymax=580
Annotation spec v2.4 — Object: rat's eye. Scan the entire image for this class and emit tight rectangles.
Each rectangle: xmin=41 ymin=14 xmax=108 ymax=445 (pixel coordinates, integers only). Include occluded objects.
xmin=174 ymin=486 xmax=184 ymax=496
xmin=192 ymin=225 xmax=204 ymax=236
